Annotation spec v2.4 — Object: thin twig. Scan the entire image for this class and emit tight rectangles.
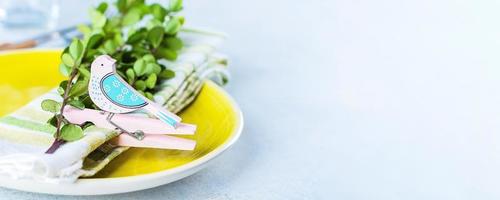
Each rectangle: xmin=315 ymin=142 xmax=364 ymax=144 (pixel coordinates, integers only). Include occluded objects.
xmin=45 ymin=68 xmax=79 ymax=154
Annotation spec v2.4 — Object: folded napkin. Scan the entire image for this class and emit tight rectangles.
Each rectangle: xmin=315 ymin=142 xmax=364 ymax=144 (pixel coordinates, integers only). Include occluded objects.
xmin=0 ymin=29 xmax=228 ymax=183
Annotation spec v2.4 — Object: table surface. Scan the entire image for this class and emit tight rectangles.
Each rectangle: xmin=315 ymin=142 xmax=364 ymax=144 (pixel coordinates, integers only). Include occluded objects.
xmin=1 ymin=0 xmax=500 ymax=199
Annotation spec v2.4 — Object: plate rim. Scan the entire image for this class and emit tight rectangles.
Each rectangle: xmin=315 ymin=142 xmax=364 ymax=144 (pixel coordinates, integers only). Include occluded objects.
xmin=0 ymin=49 xmax=244 ymax=195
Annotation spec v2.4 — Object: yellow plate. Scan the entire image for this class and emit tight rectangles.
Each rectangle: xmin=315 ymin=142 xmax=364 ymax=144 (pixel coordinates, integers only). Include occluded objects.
xmin=0 ymin=49 xmax=243 ymax=195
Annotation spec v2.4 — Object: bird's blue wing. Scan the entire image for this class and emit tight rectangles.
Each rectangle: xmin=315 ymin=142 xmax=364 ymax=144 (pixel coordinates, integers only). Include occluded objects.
xmin=100 ymin=74 xmax=148 ymax=109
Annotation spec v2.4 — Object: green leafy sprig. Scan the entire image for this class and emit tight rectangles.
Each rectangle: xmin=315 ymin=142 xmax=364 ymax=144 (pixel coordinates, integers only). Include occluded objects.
xmin=43 ymin=0 xmax=184 ymax=153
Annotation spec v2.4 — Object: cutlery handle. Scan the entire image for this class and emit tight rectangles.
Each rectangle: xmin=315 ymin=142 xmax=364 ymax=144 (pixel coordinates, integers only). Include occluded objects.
xmin=0 ymin=40 xmax=37 ymax=51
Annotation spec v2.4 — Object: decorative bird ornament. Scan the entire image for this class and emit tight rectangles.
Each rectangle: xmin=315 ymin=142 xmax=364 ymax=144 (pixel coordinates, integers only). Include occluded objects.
xmin=88 ymin=55 xmax=181 ymax=139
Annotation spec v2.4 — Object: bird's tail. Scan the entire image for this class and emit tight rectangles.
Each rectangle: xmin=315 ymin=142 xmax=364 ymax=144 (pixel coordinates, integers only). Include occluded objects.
xmin=143 ymin=103 xmax=181 ymax=128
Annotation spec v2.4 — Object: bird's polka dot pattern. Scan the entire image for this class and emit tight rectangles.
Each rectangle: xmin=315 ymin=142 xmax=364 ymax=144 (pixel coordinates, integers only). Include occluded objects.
xmin=89 ymin=74 xmax=138 ymax=113
xmin=112 ymin=80 xmax=120 ymax=87
xmin=117 ymin=94 xmax=124 ymax=102
xmin=122 ymin=88 xmax=129 ymax=94
xmin=99 ymin=74 xmax=147 ymax=109
xmin=130 ymin=94 xmax=138 ymax=102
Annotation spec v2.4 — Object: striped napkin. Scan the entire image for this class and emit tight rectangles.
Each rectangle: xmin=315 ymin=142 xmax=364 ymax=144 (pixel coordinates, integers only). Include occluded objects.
xmin=0 ymin=29 xmax=228 ymax=183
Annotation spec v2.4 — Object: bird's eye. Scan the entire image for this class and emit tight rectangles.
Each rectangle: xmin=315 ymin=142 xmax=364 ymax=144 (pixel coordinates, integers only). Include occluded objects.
xmin=101 ymin=64 xmax=104 ymax=66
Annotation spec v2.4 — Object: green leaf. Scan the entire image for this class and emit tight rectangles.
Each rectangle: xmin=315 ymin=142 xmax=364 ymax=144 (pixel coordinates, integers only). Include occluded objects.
xmin=86 ymin=33 xmax=104 ymax=50
xmin=169 ymin=0 xmax=183 ymax=12
xmin=105 ymin=16 xmax=121 ymax=31
xmin=87 ymin=33 xmax=104 ymax=47
xmin=96 ymin=2 xmax=108 ymax=14
xmin=137 ymin=4 xmax=149 ymax=15
xmin=152 ymin=63 xmax=162 ymax=75
xmin=122 ymin=7 xmax=142 ymax=26
xmin=145 ymin=63 xmax=156 ymax=75
xmin=177 ymin=16 xmax=185 ymax=25
xmin=159 ymin=69 xmax=175 ymax=79
xmin=146 ymin=19 xmax=162 ymax=29
xmin=58 ymin=80 xmax=68 ymax=95
xmin=142 ymin=54 xmax=156 ymax=63
xmin=69 ymin=79 xmax=89 ymax=97
xmin=60 ymin=124 xmax=84 ymax=142
xmin=114 ymin=33 xmax=124 ymax=45
xmin=103 ymin=40 xmax=117 ymax=54
xmin=145 ymin=92 xmax=154 ymax=100
xmin=69 ymin=39 xmax=84 ymax=61
xmin=62 ymin=46 xmax=70 ymax=54
xmin=47 ymin=115 xmax=58 ymax=127
xmin=222 ymin=75 xmax=229 ymax=85
xmin=116 ymin=0 xmax=127 ymax=13
xmin=41 ymin=99 xmax=61 ymax=113
xmin=150 ymin=3 xmax=167 ymax=21
xmin=145 ymin=73 xmax=157 ymax=89
xmin=68 ymin=99 xmax=85 ymax=109
xmin=77 ymin=24 xmax=91 ymax=37
xmin=156 ymin=47 xmax=177 ymax=60
xmin=59 ymin=63 xmax=71 ymax=77
xmin=126 ymin=68 xmax=135 ymax=82
xmin=60 ymin=80 xmax=69 ymax=89
xmin=57 ymin=87 xmax=65 ymax=95
xmin=61 ymin=53 xmax=74 ymax=67
xmin=147 ymin=26 xmax=165 ymax=48
xmin=163 ymin=37 xmax=183 ymax=50
xmin=127 ymin=31 xmax=146 ymax=44
xmin=90 ymin=9 xmax=107 ymax=28
xmin=133 ymin=59 xmax=146 ymax=76
xmin=81 ymin=122 xmax=94 ymax=130
xmin=164 ymin=18 xmax=181 ymax=34
xmin=133 ymin=80 xmax=146 ymax=91
xmin=78 ymin=66 xmax=91 ymax=79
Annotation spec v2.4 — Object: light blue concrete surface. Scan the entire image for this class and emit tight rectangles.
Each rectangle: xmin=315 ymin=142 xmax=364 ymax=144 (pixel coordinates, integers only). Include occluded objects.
xmin=2 ymin=0 xmax=500 ymax=199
